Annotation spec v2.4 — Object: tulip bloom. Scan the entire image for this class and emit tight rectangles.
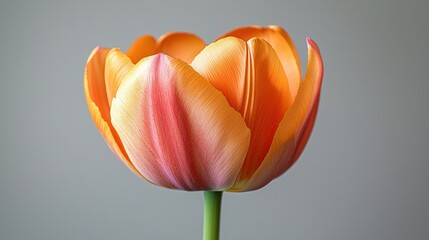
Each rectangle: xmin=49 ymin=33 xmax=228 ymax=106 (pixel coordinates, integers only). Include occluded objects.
xmin=84 ymin=26 xmax=323 ymax=192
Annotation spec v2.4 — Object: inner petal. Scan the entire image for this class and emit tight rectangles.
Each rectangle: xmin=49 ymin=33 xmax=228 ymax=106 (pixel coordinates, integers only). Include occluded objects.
xmin=219 ymin=25 xmax=301 ymax=99
xmin=126 ymin=35 xmax=156 ymax=64
xmin=105 ymin=49 xmax=134 ymax=106
xmin=156 ymin=32 xmax=206 ymax=63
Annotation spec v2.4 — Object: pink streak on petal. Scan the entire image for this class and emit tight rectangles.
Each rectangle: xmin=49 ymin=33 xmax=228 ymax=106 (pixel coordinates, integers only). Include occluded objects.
xmin=111 ymin=54 xmax=250 ymax=191
xmin=143 ymin=55 xmax=202 ymax=189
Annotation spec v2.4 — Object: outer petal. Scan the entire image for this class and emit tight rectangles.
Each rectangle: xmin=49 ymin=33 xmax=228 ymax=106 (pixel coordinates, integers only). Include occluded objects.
xmin=156 ymin=32 xmax=206 ymax=63
xmin=192 ymin=37 xmax=293 ymax=188
xmin=292 ymin=92 xmax=320 ymax=162
xmin=126 ymin=35 xmax=156 ymax=64
xmin=219 ymin=25 xmax=301 ymax=99
xmin=111 ymin=54 xmax=250 ymax=191
xmin=84 ymin=47 xmax=143 ymax=178
xmin=231 ymin=38 xmax=323 ymax=191
xmin=85 ymin=47 xmax=110 ymax=121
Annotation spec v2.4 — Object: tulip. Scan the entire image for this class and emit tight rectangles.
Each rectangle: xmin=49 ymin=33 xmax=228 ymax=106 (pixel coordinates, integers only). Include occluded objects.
xmin=84 ymin=25 xmax=323 ymax=192
xmin=84 ymin=25 xmax=323 ymax=239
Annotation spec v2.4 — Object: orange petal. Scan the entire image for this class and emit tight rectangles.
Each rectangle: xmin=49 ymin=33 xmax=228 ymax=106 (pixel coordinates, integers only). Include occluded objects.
xmin=193 ymin=37 xmax=294 ymax=188
xmin=126 ymin=35 xmax=156 ymax=64
xmin=156 ymin=32 xmax=206 ymax=63
xmin=219 ymin=25 xmax=301 ymax=99
xmin=292 ymin=93 xmax=320 ymax=162
xmin=191 ymin=37 xmax=247 ymax=112
xmin=233 ymin=38 xmax=323 ymax=191
xmin=84 ymin=47 xmax=144 ymax=179
xmin=85 ymin=47 xmax=111 ymax=121
xmin=110 ymin=54 xmax=250 ymax=191
xmin=105 ymin=48 xmax=134 ymax=106
xmin=240 ymin=37 xmax=295 ymax=188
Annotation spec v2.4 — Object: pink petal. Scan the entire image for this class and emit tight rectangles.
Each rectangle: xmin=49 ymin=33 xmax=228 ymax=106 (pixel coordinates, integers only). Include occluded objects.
xmin=111 ymin=54 xmax=250 ymax=191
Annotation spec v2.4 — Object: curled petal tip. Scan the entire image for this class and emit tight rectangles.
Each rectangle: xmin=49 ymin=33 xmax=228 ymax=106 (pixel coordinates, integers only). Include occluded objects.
xmin=306 ymin=37 xmax=317 ymax=47
xmin=92 ymin=46 xmax=105 ymax=53
xmin=87 ymin=46 xmax=102 ymax=63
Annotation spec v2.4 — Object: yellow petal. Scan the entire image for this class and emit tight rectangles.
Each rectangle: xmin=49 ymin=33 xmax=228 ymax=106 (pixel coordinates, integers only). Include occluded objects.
xmin=126 ymin=35 xmax=156 ymax=64
xmin=233 ymin=38 xmax=323 ymax=191
xmin=156 ymin=32 xmax=206 ymax=63
xmin=84 ymin=47 xmax=144 ymax=179
xmin=219 ymin=25 xmax=301 ymax=99
xmin=111 ymin=54 xmax=250 ymax=190
xmin=105 ymin=48 xmax=134 ymax=106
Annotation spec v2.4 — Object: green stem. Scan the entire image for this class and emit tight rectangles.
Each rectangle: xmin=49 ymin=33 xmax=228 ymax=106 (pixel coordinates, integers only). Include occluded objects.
xmin=203 ymin=191 xmax=223 ymax=240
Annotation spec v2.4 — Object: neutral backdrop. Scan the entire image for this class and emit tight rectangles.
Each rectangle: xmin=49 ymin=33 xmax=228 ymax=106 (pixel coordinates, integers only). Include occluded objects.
xmin=1 ymin=0 xmax=428 ymax=239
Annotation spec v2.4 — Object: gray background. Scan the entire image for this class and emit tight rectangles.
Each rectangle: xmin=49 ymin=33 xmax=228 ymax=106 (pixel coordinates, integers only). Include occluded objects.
xmin=1 ymin=0 xmax=428 ymax=239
